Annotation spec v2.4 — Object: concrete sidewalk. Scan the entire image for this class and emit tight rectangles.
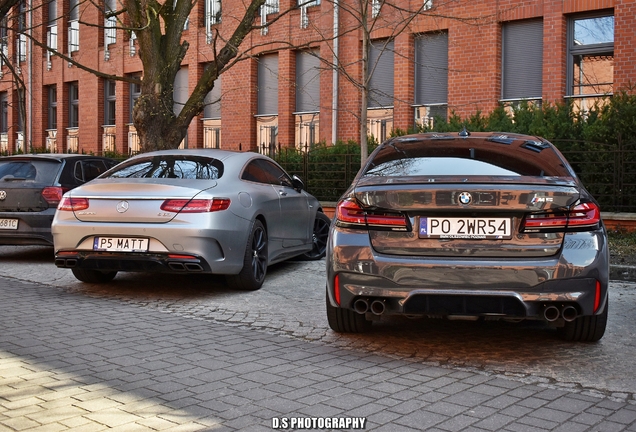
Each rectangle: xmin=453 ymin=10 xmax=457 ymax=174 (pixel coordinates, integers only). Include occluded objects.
xmin=1 ymin=276 xmax=636 ymax=431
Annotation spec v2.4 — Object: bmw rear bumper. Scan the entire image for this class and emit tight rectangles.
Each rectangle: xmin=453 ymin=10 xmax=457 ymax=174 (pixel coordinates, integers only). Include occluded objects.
xmin=326 ymin=228 xmax=609 ymax=322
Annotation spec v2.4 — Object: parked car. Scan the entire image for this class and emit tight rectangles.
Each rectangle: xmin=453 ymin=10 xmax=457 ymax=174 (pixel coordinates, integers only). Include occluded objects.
xmin=326 ymin=131 xmax=609 ymax=341
xmin=52 ymin=149 xmax=331 ymax=290
xmin=0 ymin=154 xmax=118 ymax=246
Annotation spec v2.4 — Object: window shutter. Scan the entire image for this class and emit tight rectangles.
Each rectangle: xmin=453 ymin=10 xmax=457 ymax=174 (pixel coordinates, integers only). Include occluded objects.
xmin=204 ymin=76 xmax=222 ymax=119
xmin=415 ymin=32 xmax=448 ymax=105
xmin=502 ymin=19 xmax=543 ymax=100
xmin=368 ymin=40 xmax=394 ymax=109
xmin=173 ymin=68 xmax=188 ymax=115
xmin=295 ymin=49 xmax=320 ymax=113
xmin=258 ymin=54 xmax=279 ymax=115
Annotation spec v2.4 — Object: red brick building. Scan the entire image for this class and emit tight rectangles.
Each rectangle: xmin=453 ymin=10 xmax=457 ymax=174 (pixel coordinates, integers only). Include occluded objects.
xmin=0 ymin=0 xmax=634 ymax=155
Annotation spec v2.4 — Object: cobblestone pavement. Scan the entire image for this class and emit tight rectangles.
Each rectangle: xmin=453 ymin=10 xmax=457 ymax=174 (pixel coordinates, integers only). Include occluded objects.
xmin=1 ymin=246 xmax=636 ymax=430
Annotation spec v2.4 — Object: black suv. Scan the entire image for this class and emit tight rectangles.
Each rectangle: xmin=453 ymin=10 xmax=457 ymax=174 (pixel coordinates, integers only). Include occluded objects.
xmin=0 ymin=154 xmax=118 ymax=246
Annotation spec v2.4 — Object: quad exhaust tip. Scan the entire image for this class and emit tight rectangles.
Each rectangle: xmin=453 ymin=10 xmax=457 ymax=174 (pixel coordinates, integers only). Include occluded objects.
xmin=543 ymin=305 xmax=579 ymax=322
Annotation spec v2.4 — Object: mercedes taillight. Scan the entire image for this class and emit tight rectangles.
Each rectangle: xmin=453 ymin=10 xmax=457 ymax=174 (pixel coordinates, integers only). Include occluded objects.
xmin=160 ymin=198 xmax=231 ymax=213
xmin=57 ymin=197 xmax=89 ymax=211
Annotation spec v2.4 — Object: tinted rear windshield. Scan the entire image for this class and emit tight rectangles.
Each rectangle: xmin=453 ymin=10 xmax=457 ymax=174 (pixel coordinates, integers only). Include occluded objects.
xmin=0 ymin=159 xmax=61 ymax=183
xmin=364 ymin=137 xmax=573 ymax=178
xmin=104 ymin=155 xmax=224 ymax=180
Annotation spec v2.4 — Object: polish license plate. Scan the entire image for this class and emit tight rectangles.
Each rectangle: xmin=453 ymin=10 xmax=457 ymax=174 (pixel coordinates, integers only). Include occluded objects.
xmin=0 ymin=218 xmax=18 ymax=230
xmin=93 ymin=237 xmax=149 ymax=252
xmin=419 ymin=217 xmax=512 ymax=239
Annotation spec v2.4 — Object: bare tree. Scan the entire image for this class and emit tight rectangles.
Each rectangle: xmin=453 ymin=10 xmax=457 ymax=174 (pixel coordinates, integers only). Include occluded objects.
xmin=1 ymin=0 xmax=492 ymax=154
xmin=0 ymin=0 xmax=20 ymax=22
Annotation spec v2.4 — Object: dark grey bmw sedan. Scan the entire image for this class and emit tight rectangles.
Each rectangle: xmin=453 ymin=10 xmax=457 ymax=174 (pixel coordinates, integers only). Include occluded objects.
xmin=326 ymin=131 xmax=608 ymax=342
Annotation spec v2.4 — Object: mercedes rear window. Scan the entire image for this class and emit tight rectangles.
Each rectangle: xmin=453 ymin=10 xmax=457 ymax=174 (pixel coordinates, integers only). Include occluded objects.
xmin=104 ymin=155 xmax=224 ymax=180
xmin=364 ymin=138 xmax=574 ymax=178
xmin=0 ymin=159 xmax=62 ymax=183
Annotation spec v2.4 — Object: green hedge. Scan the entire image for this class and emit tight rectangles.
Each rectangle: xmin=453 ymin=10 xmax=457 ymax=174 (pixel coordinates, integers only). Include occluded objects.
xmin=277 ymin=91 xmax=636 ymax=211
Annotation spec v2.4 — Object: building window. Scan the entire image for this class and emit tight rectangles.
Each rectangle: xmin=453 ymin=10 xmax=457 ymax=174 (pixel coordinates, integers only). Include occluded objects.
xmin=257 ymin=54 xmax=279 ymax=116
xmin=205 ymin=0 xmax=221 ymax=34
xmin=367 ymin=40 xmax=394 ymax=142
xmin=203 ymin=75 xmax=221 ymax=120
xmin=0 ymin=17 xmax=7 ymax=68
xmin=263 ymin=0 xmax=279 ymax=15
xmin=414 ymin=32 xmax=448 ymax=127
xmin=368 ymin=39 xmax=394 ymax=109
xmin=257 ymin=54 xmax=279 ymax=155
xmin=48 ymin=86 xmax=57 ymax=130
xmin=104 ymin=0 xmax=117 ymax=47
xmin=371 ymin=0 xmax=381 ymax=18
xmin=0 ymin=92 xmax=7 ymax=133
xmin=104 ymin=80 xmax=116 ymax=126
xmin=295 ymin=49 xmax=320 ymax=150
xmin=69 ymin=0 xmax=79 ymax=52
xmin=567 ymin=13 xmax=614 ymax=111
xmin=295 ymin=50 xmax=320 ymax=114
xmin=15 ymin=1 xmax=26 ymax=63
xmin=47 ymin=0 xmax=57 ymax=50
xmin=173 ymin=68 xmax=188 ymax=116
xmin=260 ymin=0 xmax=279 ymax=34
xmin=501 ymin=20 xmax=542 ymax=104
xmin=130 ymin=76 xmax=141 ymax=123
xmin=69 ymin=82 xmax=79 ymax=128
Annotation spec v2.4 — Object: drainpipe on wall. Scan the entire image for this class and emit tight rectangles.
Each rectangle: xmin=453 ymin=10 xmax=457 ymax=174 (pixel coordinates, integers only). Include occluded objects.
xmin=27 ymin=0 xmax=32 ymax=151
xmin=331 ymin=0 xmax=339 ymax=145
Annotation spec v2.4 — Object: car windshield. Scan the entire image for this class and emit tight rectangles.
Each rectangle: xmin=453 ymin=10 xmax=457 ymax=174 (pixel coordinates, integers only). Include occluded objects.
xmin=364 ymin=137 xmax=573 ymax=178
xmin=104 ymin=155 xmax=224 ymax=180
xmin=0 ymin=159 xmax=61 ymax=182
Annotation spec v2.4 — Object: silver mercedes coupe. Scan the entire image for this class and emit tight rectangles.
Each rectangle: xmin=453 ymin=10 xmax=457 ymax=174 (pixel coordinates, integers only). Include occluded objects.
xmin=52 ymin=149 xmax=330 ymax=290
xmin=326 ymin=131 xmax=609 ymax=341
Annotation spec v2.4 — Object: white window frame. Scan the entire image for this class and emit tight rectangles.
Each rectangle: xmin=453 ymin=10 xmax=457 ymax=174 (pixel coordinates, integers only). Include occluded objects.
xmin=68 ymin=20 xmax=79 ymax=53
xmin=205 ymin=0 xmax=221 ymax=43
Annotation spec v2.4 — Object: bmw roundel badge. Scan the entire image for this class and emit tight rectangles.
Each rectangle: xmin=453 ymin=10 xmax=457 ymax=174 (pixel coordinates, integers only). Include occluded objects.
xmin=458 ymin=192 xmax=472 ymax=205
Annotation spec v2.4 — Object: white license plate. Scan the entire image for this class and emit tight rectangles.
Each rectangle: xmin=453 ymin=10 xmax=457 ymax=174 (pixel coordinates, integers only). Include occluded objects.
xmin=0 ymin=218 xmax=18 ymax=230
xmin=93 ymin=237 xmax=149 ymax=252
xmin=419 ymin=217 xmax=511 ymax=239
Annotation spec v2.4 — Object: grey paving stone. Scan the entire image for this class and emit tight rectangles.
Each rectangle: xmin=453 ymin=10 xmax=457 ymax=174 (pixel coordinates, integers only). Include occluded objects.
xmin=472 ymin=413 xmax=516 ymax=431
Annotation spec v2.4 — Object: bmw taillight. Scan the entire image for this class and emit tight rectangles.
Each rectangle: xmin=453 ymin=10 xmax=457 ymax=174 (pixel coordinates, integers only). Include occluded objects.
xmin=42 ymin=187 xmax=67 ymax=205
xmin=522 ymin=202 xmax=601 ymax=232
xmin=160 ymin=198 xmax=231 ymax=213
xmin=58 ymin=197 xmax=89 ymax=211
xmin=335 ymin=199 xmax=408 ymax=231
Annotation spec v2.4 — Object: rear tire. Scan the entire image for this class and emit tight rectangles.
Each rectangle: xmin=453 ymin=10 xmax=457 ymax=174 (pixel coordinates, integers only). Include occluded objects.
xmin=557 ymin=301 xmax=608 ymax=342
xmin=326 ymin=290 xmax=372 ymax=333
xmin=71 ymin=268 xmax=117 ymax=283
xmin=300 ymin=212 xmax=331 ymax=260
xmin=226 ymin=219 xmax=267 ymax=291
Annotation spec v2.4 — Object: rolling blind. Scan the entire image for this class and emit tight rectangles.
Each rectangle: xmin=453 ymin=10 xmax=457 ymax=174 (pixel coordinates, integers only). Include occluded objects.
xmin=258 ymin=54 xmax=279 ymax=115
xmin=415 ymin=32 xmax=448 ymax=105
xmin=502 ymin=19 xmax=543 ymax=100
xmin=296 ymin=49 xmax=320 ymax=113
xmin=368 ymin=40 xmax=394 ymax=109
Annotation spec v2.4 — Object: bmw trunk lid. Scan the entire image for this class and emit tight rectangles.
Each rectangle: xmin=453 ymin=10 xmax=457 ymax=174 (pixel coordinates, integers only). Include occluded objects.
xmin=352 ymin=176 xmax=581 ymax=258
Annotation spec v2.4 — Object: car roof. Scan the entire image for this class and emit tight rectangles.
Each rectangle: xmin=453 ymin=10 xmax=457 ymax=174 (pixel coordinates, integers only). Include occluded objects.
xmin=127 ymin=148 xmax=269 ymax=164
xmin=0 ymin=154 xmax=113 ymax=162
xmin=369 ymin=131 xmax=575 ymax=178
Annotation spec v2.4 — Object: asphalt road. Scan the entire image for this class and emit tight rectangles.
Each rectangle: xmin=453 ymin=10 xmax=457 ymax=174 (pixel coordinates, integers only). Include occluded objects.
xmin=1 ymin=245 xmax=635 ymax=401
